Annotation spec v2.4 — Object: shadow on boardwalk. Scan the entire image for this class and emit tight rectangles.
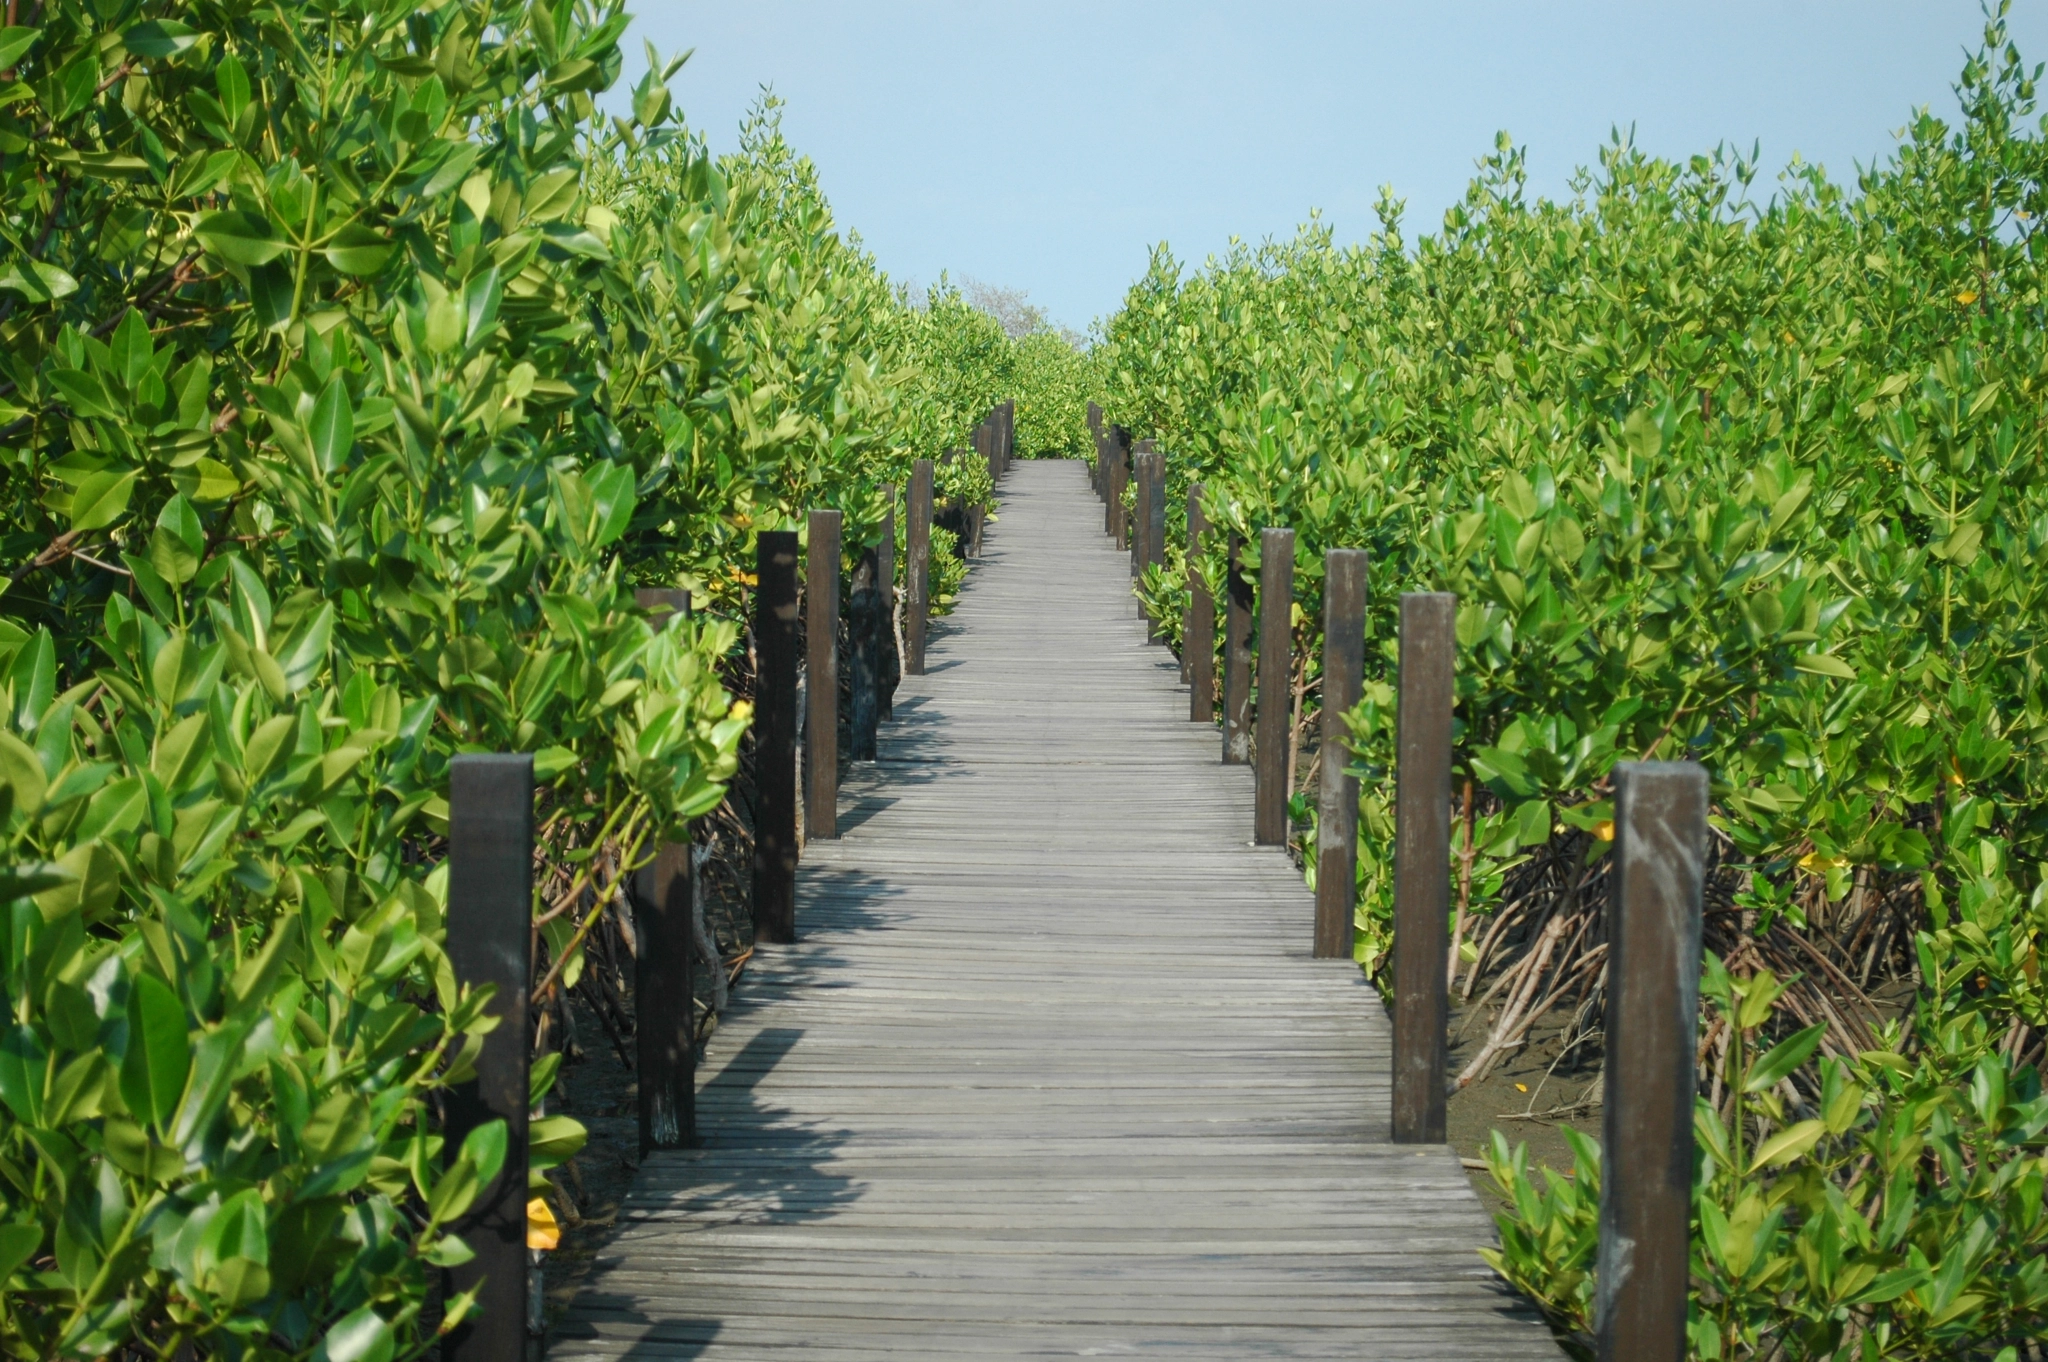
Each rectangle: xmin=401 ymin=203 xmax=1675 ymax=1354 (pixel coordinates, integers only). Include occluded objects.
xmin=551 ymin=461 xmax=1562 ymax=1361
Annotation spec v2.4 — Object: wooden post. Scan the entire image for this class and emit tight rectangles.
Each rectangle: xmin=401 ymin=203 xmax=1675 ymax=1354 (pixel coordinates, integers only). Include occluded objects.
xmin=906 ymin=459 xmax=932 ymax=675
xmin=633 ymin=590 xmax=696 ymax=1156
xmin=1141 ymin=451 xmax=1167 ymax=641
xmin=849 ymin=541 xmax=881 ymax=761
xmin=805 ymin=512 xmax=841 ymax=840
xmin=1130 ymin=439 xmax=1156 ymax=578
xmin=1144 ymin=453 xmax=1166 ymax=574
xmin=974 ymin=448 xmax=990 ymax=555
xmin=1108 ymin=426 xmax=1130 ymax=546
xmin=1597 ymin=761 xmax=1707 ymax=1362
xmin=753 ymin=530 xmax=799 ymax=944
xmin=443 ymin=753 xmax=534 ymax=1362
xmin=878 ymin=488 xmax=897 ymax=721
xmin=1186 ymin=486 xmax=1214 ymax=723
xmin=1253 ymin=527 xmax=1295 ymax=845
xmin=1003 ymin=400 xmax=1015 ymax=472
xmin=1177 ymin=478 xmax=1193 ymax=681
xmin=1088 ymin=402 xmax=1105 ymax=499
xmin=1315 ymin=551 xmax=1368 ymax=959
xmin=1222 ymin=534 xmax=1253 ymax=764
xmin=1392 ymin=592 xmax=1454 ymax=1143
xmin=1103 ymin=427 xmax=1116 ymax=532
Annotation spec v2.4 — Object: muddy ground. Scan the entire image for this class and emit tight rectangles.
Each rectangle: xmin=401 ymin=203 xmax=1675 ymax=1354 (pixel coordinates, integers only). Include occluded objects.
xmin=1445 ymin=998 xmax=1600 ymax=1210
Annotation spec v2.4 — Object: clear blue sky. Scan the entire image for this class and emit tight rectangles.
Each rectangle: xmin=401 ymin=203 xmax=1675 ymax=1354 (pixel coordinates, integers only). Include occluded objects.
xmin=610 ymin=2 xmax=2048 ymax=335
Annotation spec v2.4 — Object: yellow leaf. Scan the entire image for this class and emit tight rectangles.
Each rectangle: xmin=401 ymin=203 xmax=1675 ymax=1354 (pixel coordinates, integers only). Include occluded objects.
xmin=1593 ymin=820 xmax=1615 ymax=842
xmin=1798 ymin=851 xmax=1846 ymax=874
xmin=728 ymin=700 xmax=754 ymax=723
xmin=1514 ymin=1083 xmax=1528 ymax=1093
xmin=1749 ymin=1118 xmax=1827 ymax=1171
xmin=1956 ymin=290 xmax=1980 ymax=305
xmin=527 ymin=1196 xmax=560 ymax=1251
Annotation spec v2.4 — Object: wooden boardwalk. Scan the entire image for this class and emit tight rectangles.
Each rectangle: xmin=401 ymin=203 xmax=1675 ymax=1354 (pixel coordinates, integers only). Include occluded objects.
xmin=554 ymin=461 xmax=1561 ymax=1360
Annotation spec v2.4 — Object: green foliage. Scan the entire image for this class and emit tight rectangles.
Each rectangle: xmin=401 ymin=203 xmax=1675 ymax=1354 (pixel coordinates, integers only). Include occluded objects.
xmin=898 ymin=281 xmax=1094 ymax=459
xmin=1098 ymin=6 xmax=2048 ymax=1354
xmin=1102 ymin=11 xmax=2048 ymax=971
xmin=1484 ymin=886 xmax=2048 ymax=1359
xmin=0 ymin=1 xmax=995 ymax=1355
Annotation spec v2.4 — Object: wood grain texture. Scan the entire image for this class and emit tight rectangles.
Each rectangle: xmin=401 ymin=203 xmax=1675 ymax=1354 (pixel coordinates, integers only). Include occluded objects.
xmin=554 ymin=462 xmax=1561 ymax=1361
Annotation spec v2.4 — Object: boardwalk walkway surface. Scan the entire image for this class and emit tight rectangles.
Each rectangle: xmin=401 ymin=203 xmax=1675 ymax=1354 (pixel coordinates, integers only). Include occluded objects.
xmin=555 ymin=461 xmax=1561 ymax=1360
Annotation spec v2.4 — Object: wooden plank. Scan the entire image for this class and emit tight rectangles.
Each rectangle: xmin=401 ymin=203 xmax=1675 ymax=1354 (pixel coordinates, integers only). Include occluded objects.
xmin=558 ymin=463 xmax=1560 ymax=1360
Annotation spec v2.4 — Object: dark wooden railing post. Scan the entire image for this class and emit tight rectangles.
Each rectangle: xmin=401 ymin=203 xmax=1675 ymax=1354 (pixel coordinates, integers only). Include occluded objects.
xmin=1087 ymin=402 xmax=1102 ymax=497
xmin=1130 ymin=445 xmax=1148 ymax=577
xmin=1178 ymin=484 xmax=1194 ymax=683
xmin=1392 ymin=592 xmax=1453 ymax=1142
xmin=753 ymin=530 xmax=799 ymax=944
xmin=977 ymin=416 xmax=997 ymax=485
xmin=1141 ymin=451 xmax=1167 ymax=640
xmin=1223 ymin=534 xmax=1253 ymax=764
xmin=633 ymin=590 xmax=697 ymax=1157
xmin=1315 ymin=551 xmax=1368 ymax=958
xmin=1598 ymin=761 xmax=1707 ymax=1362
xmin=1003 ymin=400 xmax=1015 ymax=473
xmin=1187 ymin=486 xmax=1214 ymax=723
xmin=1253 ymin=527 xmax=1295 ymax=845
xmin=805 ymin=512 xmax=841 ymax=841
xmin=1105 ymin=426 xmax=1118 ymax=536
xmin=879 ymin=487 xmax=897 ymax=721
xmin=981 ymin=448 xmax=992 ymax=553
xmin=849 ymin=538 xmax=881 ymax=761
xmin=1108 ymin=426 xmax=1130 ymax=547
xmin=443 ymin=753 xmax=534 ymax=1362
xmin=1144 ymin=454 xmax=1166 ymax=572
xmin=906 ymin=459 xmax=932 ymax=675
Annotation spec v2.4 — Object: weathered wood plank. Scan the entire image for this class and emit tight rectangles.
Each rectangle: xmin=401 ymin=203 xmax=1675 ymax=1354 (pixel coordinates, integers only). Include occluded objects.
xmin=555 ymin=462 xmax=1560 ymax=1360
